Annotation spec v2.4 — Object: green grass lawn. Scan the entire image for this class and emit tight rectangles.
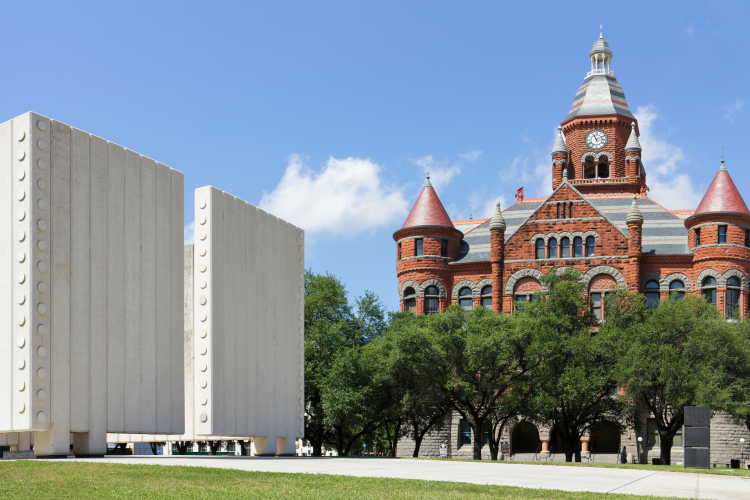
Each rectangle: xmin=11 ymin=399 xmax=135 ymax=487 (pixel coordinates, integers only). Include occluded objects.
xmin=409 ymin=457 xmax=750 ymax=477
xmin=0 ymin=461 xmax=680 ymax=500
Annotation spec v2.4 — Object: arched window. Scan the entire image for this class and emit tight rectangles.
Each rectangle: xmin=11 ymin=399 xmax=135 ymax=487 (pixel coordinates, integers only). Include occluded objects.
xmin=726 ymin=276 xmax=741 ymax=319
xmin=644 ymin=280 xmax=660 ymax=309
xmin=585 ymin=236 xmax=596 ymax=257
xmin=702 ymin=276 xmax=717 ymax=307
xmin=424 ymin=285 xmax=440 ymax=314
xmin=403 ymin=287 xmax=416 ymax=313
xmin=481 ymin=286 xmax=492 ymax=308
xmin=597 ymin=161 xmax=610 ymax=179
xmin=561 ymin=237 xmax=570 ymax=258
xmin=573 ymin=236 xmax=583 ymax=257
xmin=548 ymin=238 xmax=558 ymax=259
xmin=669 ymin=280 xmax=685 ymax=300
xmin=535 ymin=239 xmax=545 ymax=259
xmin=458 ymin=287 xmax=473 ymax=311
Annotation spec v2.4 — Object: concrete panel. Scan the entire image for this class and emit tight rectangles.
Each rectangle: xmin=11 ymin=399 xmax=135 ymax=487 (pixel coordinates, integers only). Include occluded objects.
xmin=193 ymin=187 xmax=302 ymax=445
xmin=0 ymin=119 xmax=12 ymax=431
xmin=155 ymin=163 xmax=172 ymax=434
xmin=107 ymin=143 xmax=126 ymax=433
xmin=170 ymin=170 xmax=184 ymax=434
xmin=69 ymin=128 xmax=90 ymax=432
xmin=244 ymin=203 xmax=259 ymax=437
xmin=0 ymin=113 xmax=183 ymax=451
xmin=139 ymin=156 xmax=157 ymax=434
xmin=234 ymin=199 xmax=247 ymax=436
xmin=124 ymin=150 xmax=141 ymax=432
xmin=88 ymin=134 xmax=108 ymax=453
xmin=35 ymin=120 xmax=71 ymax=454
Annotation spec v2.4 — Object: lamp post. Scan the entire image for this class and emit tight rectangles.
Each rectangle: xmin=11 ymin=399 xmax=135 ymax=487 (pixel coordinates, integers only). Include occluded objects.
xmin=637 ymin=437 xmax=643 ymax=465
xmin=741 ymin=438 xmax=746 ymax=468
xmin=373 ymin=440 xmax=377 ymax=457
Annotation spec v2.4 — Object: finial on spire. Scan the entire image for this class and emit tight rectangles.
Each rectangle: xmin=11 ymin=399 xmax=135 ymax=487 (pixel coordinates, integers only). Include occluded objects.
xmin=626 ymin=194 xmax=644 ymax=225
xmin=600 ymin=15 xmax=603 ymax=38
xmin=425 ymin=169 xmax=432 ymax=187
xmin=562 ymin=168 xmax=568 ymax=182
xmin=489 ymin=202 xmax=506 ymax=231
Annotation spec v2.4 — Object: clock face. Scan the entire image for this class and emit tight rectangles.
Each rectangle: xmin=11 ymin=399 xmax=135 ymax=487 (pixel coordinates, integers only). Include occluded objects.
xmin=585 ymin=130 xmax=609 ymax=150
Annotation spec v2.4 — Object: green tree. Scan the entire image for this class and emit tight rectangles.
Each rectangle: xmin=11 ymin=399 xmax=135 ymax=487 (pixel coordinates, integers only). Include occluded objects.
xmin=523 ymin=268 xmax=627 ymax=462
xmin=727 ymin=320 xmax=750 ymax=434
xmin=413 ymin=305 xmax=534 ymax=460
xmin=303 ymin=270 xmax=390 ymax=456
xmin=380 ymin=312 xmax=450 ymax=458
xmin=607 ymin=292 xmax=749 ymax=465
xmin=303 ymin=270 xmax=356 ymax=456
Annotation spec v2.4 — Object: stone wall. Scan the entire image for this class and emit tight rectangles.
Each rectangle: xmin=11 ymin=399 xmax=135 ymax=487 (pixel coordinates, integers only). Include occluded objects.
xmin=397 ymin=410 xmax=750 ymax=465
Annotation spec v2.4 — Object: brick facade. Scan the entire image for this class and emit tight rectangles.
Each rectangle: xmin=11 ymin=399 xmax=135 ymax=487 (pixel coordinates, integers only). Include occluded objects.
xmin=391 ymin=33 xmax=750 ymax=460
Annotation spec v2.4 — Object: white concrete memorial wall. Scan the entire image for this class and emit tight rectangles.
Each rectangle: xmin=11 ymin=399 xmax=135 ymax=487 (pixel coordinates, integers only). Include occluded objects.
xmin=193 ymin=186 xmax=304 ymax=455
xmin=0 ymin=112 xmax=185 ymax=456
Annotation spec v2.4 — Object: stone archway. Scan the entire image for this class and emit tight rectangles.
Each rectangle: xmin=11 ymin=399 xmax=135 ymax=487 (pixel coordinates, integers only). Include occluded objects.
xmin=511 ymin=421 xmax=541 ymax=454
xmin=590 ymin=421 xmax=621 ymax=455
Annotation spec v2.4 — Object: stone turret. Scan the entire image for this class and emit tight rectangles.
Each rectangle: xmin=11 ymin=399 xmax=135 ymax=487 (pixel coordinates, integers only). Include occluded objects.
xmin=489 ymin=202 xmax=506 ymax=313
xmin=685 ymin=161 xmax=750 ymax=317
xmin=551 ymin=126 xmax=569 ymax=191
xmin=393 ymin=176 xmax=463 ymax=314
xmin=626 ymin=195 xmax=643 ymax=292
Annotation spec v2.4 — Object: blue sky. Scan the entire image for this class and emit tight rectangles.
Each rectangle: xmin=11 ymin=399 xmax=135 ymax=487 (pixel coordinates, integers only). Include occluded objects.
xmin=2 ymin=1 xmax=746 ymax=311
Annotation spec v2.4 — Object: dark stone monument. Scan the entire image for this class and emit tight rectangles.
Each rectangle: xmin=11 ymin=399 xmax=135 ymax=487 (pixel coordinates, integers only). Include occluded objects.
xmin=684 ymin=406 xmax=710 ymax=469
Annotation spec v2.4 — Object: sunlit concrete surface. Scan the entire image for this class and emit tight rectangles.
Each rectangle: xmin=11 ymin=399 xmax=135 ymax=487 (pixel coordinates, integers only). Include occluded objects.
xmin=62 ymin=456 xmax=750 ymax=499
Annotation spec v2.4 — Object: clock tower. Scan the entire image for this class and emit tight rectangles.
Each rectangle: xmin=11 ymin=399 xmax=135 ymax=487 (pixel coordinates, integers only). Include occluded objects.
xmin=552 ymin=26 xmax=643 ymax=196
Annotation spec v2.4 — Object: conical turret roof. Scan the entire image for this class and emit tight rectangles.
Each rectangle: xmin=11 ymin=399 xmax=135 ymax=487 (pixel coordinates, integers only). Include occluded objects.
xmin=693 ymin=161 xmax=750 ymax=216
xmin=551 ymin=126 xmax=567 ymax=155
xmin=624 ymin=122 xmax=641 ymax=151
xmin=401 ymin=177 xmax=455 ymax=229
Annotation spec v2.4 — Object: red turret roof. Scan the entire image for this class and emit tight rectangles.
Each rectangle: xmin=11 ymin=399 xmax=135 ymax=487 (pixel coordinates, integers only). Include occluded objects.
xmin=401 ymin=181 xmax=454 ymax=229
xmin=694 ymin=163 xmax=750 ymax=216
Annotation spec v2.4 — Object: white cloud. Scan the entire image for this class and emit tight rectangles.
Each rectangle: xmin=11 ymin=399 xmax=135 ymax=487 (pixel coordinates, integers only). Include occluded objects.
xmin=411 ymin=155 xmax=462 ymax=192
xmin=496 ymin=129 xmax=556 ymax=201
xmin=724 ymin=99 xmax=744 ymax=123
xmin=686 ymin=24 xmax=697 ymax=37
xmin=459 ymin=150 xmax=482 ymax=162
xmin=184 ymin=221 xmax=195 ymax=245
xmin=260 ymin=154 xmax=409 ymax=236
xmin=635 ymin=105 xmax=702 ymax=209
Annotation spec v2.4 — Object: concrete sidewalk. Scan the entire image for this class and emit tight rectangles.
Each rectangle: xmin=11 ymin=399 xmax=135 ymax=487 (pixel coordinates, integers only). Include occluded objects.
xmin=65 ymin=456 xmax=750 ymax=499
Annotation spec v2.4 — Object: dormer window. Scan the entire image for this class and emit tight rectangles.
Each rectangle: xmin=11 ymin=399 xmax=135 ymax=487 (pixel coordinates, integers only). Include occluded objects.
xmin=695 ymin=228 xmax=701 ymax=246
xmin=441 ymin=239 xmax=448 ymax=257
xmin=718 ymin=225 xmax=727 ymax=244
xmin=415 ymin=238 xmax=423 ymax=256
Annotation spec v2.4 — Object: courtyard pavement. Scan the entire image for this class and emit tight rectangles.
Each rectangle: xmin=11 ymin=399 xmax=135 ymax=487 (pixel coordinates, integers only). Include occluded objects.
xmin=65 ymin=456 xmax=750 ymax=499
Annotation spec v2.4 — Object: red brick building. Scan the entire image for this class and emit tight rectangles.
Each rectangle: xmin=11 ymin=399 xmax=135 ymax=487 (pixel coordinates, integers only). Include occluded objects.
xmin=394 ymin=31 xmax=750 ymax=321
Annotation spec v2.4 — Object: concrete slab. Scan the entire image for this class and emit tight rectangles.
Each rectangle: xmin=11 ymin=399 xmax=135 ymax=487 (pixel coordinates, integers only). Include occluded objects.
xmin=56 ymin=456 xmax=750 ymax=499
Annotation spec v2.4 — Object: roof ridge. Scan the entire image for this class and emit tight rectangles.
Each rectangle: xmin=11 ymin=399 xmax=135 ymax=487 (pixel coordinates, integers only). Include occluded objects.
xmin=452 ymin=217 xmax=490 ymax=225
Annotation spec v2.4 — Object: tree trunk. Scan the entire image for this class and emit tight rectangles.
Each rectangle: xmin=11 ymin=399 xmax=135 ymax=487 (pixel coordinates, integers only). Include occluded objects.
xmin=412 ymin=421 xmax=422 ymax=458
xmin=471 ymin=420 xmax=483 ymax=460
xmin=176 ymin=441 xmax=190 ymax=455
xmin=150 ymin=443 xmax=158 ymax=455
xmin=659 ymin=434 xmax=673 ymax=465
xmin=312 ymin=441 xmax=323 ymax=457
xmin=238 ymin=440 xmax=249 ymax=456
xmin=208 ymin=440 xmax=221 ymax=455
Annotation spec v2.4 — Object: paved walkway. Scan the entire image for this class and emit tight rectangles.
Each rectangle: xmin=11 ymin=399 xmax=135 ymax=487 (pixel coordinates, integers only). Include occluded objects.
xmin=66 ymin=456 xmax=750 ymax=499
